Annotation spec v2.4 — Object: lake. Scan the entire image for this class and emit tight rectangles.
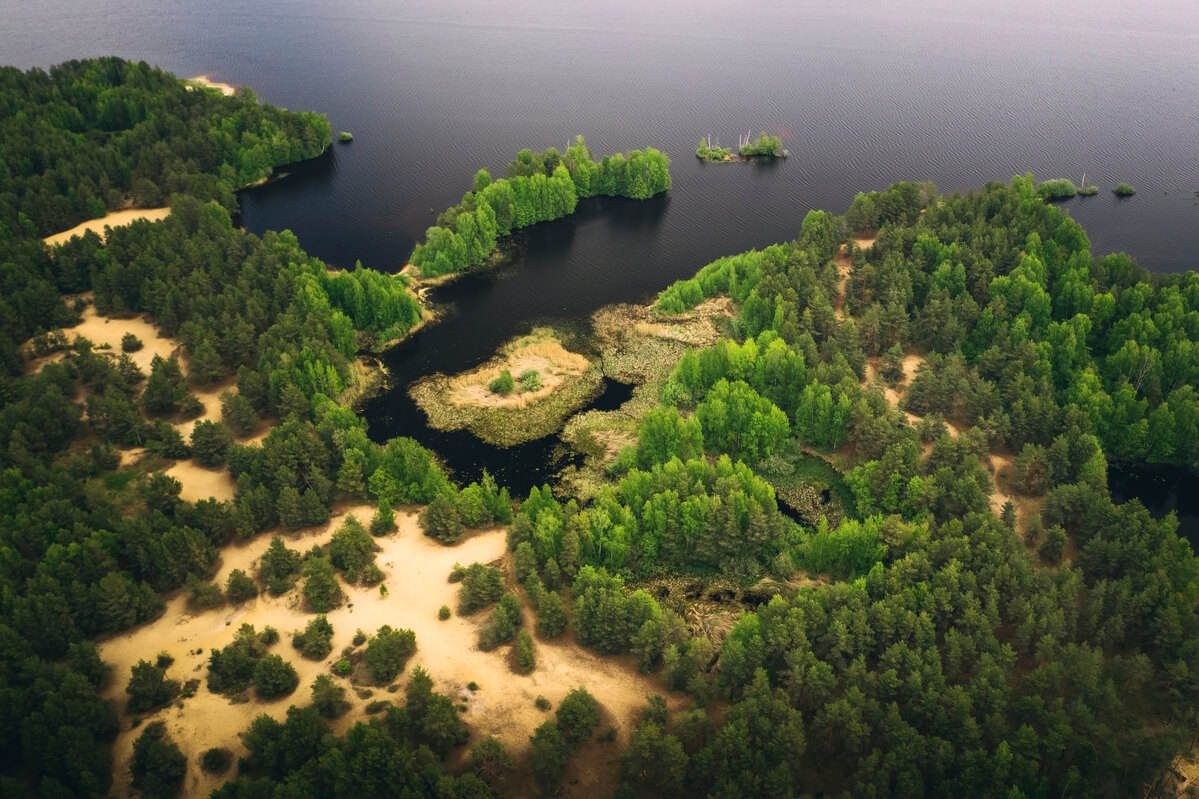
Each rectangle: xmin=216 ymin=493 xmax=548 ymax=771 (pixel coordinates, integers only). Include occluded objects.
xmin=5 ymin=0 xmax=1197 ymax=498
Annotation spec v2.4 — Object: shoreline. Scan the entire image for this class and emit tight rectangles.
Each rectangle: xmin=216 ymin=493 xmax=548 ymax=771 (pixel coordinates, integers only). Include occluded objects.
xmin=184 ymin=74 xmax=237 ymax=96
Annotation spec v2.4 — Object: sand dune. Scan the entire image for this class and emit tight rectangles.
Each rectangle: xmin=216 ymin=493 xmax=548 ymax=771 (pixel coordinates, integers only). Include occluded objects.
xmin=42 ymin=207 xmax=170 ymax=248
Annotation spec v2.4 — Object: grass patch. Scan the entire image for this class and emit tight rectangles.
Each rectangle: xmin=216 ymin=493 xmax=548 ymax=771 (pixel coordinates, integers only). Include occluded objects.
xmin=103 ymin=471 xmax=139 ymax=492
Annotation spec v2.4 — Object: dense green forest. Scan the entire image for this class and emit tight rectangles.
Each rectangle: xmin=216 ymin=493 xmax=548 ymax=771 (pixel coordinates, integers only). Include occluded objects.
xmin=410 ymin=136 xmax=671 ymax=277
xmin=0 ymin=57 xmax=331 ymax=238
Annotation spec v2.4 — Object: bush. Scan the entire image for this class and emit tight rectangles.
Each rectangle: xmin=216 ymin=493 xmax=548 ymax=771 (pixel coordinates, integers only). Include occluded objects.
xmin=470 ymin=735 xmax=514 ymax=785
xmin=311 ymin=674 xmax=350 ymax=718
xmin=536 ymin=590 xmax=568 ymax=639
xmin=420 ymin=493 xmax=464 ymax=543
xmin=556 ymin=686 xmax=600 ymax=744
xmin=459 ymin=562 xmax=504 ymax=614
xmin=535 ymin=695 xmax=552 ymax=711
xmin=479 ymin=593 xmax=522 ymax=651
xmin=122 ymin=332 xmax=143 ymax=352
xmin=488 ymin=369 xmax=515 ymax=395
xmin=200 ymin=747 xmax=232 ymax=774
xmin=260 ymin=536 xmax=301 ymax=595
xmin=131 ymin=721 xmax=186 ymax=799
xmin=1114 ymin=182 xmax=1136 ymax=196
xmin=365 ymin=699 xmax=391 ymax=714
xmin=1037 ymin=179 xmax=1078 ymax=199
xmin=302 ymin=556 xmax=341 ymax=612
xmin=519 ymin=369 xmax=543 ymax=392
xmin=370 ymin=501 xmax=396 ymax=536
xmin=220 ymin=391 xmax=260 ymax=437
xmin=515 ymin=629 xmax=536 ymax=673
xmin=206 ymin=624 xmax=276 ymax=695
xmin=353 ymin=629 xmax=368 ymax=646
xmin=225 ymin=569 xmax=258 ymax=603
xmin=292 ymin=615 xmax=335 ymax=660
xmin=190 ymin=420 xmax=234 ymax=468
xmin=126 ymin=659 xmax=181 ymax=714
xmin=253 ymin=654 xmax=299 ymax=699
xmin=328 ymin=514 xmax=376 ymax=582
xmin=529 ymin=721 xmax=571 ymax=793
xmin=364 ymin=625 xmax=417 ymax=684
xmin=439 ymin=604 xmax=452 ymax=620
xmin=187 ymin=575 xmax=225 ymax=610
xmin=338 ymin=131 xmax=354 ymax=142
xmin=334 ymin=659 xmax=352 ymax=676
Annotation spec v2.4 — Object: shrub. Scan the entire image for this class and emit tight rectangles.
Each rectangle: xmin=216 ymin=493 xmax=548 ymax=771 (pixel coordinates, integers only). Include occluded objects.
xmin=253 ymin=654 xmax=299 ymax=699
xmin=302 ymin=556 xmax=341 ymax=612
xmin=364 ymin=625 xmax=417 ymax=684
xmin=519 ymin=369 xmax=543 ymax=392
xmin=459 ymin=563 xmax=505 ymax=614
xmin=260 ymin=536 xmax=301 ymax=595
xmin=131 ymin=721 xmax=186 ymax=799
xmin=535 ymin=695 xmax=552 ymax=711
xmin=470 ymin=735 xmax=514 ymax=785
xmin=1114 ymin=182 xmax=1136 ymax=196
xmin=121 ymin=332 xmax=143 ymax=352
xmin=365 ymin=699 xmax=391 ymax=714
xmin=200 ymin=747 xmax=232 ymax=774
xmin=556 ymin=686 xmax=600 ymax=744
xmin=536 ymin=590 xmax=568 ymax=639
xmin=225 ymin=569 xmax=258 ymax=603
xmin=421 ymin=493 xmax=464 ymax=543
xmin=1037 ymin=178 xmax=1078 ymax=199
xmin=126 ymin=659 xmax=181 ymax=714
xmin=439 ymin=605 xmax=452 ymax=620
xmin=515 ymin=629 xmax=536 ymax=673
xmin=479 ymin=593 xmax=522 ymax=650
xmin=328 ymin=514 xmax=376 ymax=582
xmin=334 ymin=659 xmax=352 ymax=676
xmin=190 ymin=420 xmax=234 ymax=468
xmin=370 ymin=501 xmax=396 ymax=536
xmin=311 ymin=674 xmax=350 ymax=718
xmin=187 ymin=575 xmax=225 ymax=609
xmin=353 ymin=629 xmax=367 ymax=646
xmin=292 ymin=615 xmax=335 ymax=660
xmin=207 ymin=624 xmax=276 ymax=695
xmin=488 ymin=369 xmax=515 ymax=395
xmin=529 ymin=721 xmax=571 ymax=793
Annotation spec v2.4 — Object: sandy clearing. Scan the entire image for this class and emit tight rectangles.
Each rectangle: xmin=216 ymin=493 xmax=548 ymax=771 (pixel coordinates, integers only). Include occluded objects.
xmin=43 ymin=207 xmax=170 ymax=248
xmin=185 ymin=75 xmax=237 ymax=96
xmin=447 ymin=331 xmax=591 ymax=410
xmin=165 ymin=461 xmax=237 ymax=503
xmin=29 ymin=301 xmax=180 ymax=375
xmin=100 ymin=508 xmax=674 ymax=798
xmin=834 ymin=235 xmax=877 ymax=319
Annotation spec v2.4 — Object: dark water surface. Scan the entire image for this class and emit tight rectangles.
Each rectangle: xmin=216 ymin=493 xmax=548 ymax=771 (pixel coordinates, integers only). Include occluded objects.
xmin=5 ymin=0 xmax=1198 ymax=491
xmin=1109 ymin=465 xmax=1199 ymax=547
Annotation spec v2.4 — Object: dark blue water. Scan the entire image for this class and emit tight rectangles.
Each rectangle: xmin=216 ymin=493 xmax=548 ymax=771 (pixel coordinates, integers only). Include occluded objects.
xmin=1109 ymin=465 xmax=1199 ymax=546
xmin=4 ymin=0 xmax=1197 ymax=492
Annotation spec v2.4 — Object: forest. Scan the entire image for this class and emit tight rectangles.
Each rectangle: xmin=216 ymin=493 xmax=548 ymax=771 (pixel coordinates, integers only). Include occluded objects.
xmin=409 ymin=136 xmax=672 ymax=277
xmin=2 ymin=56 xmax=1199 ymax=799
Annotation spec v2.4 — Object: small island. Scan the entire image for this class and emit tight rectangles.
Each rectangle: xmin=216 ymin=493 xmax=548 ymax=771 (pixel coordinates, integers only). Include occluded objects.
xmin=337 ymin=131 xmax=354 ymax=143
xmin=697 ymin=131 xmax=787 ymax=162
xmin=1114 ymin=182 xmax=1137 ymax=196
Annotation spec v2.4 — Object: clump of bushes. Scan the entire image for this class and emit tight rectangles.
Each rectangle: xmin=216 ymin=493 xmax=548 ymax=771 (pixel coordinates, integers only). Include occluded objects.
xmin=121 ymin=332 xmax=143 ymax=352
xmin=479 ymin=593 xmax=522 ymax=650
xmin=458 ymin=562 xmax=504 ymax=614
xmin=292 ymin=615 xmax=335 ymax=660
xmin=439 ymin=605 xmax=452 ymax=620
xmin=1037 ymin=179 xmax=1078 ymax=199
xmin=520 ymin=369 xmax=543 ymax=392
xmin=363 ymin=625 xmax=417 ymax=684
xmin=201 ymin=747 xmax=232 ymax=774
xmin=488 ymin=369 xmax=515 ymax=395
xmin=338 ymin=131 xmax=354 ymax=142
xmin=1114 ymin=182 xmax=1136 ymax=196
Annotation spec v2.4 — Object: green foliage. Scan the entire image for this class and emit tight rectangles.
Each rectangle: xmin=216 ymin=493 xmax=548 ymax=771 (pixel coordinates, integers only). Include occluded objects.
xmin=142 ymin=355 xmax=189 ymax=415
xmin=187 ymin=574 xmax=225 ymax=609
xmin=488 ymin=368 xmax=515 ymax=395
xmin=696 ymin=137 xmax=732 ymax=160
xmin=333 ymin=659 xmax=352 ymax=677
xmin=364 ymin=625 xmax=417 ymax=684
xmin=302 ymin=556 xmax=341 ymax=612
xmin=1038 ymin=178 xmax=1079 ymax=199
xmin=515 ymin=629 xmax=536 ymax=673
xmin=126 ymin=659 xmax=182 ymax=714
xmin=260 ymin=536 xmax=302 ymax=595
xmin=328 ymin=514 xmax=376 ymax=582
xmin=370 ymin=501 xmax=396 ymax=536
xmin=131 ymin=721 xmax=186 ymax=799
xmin=519 ymin=368 xmax=543 ymax=392
xmin=529 ymin=720 xmax=572 ymax=793
xmin=207 ymin=623 xmax=277 ymax=695
xmin=225 ymin=568 xmax=258 ymax=603
xmin=458 ymin=562 xmax=505 ymax=614
xmin=802 ymin=515 xmax=891 ymax=578
xmin=470 ymin=734 xmax=514 ymax=784
xmin=537 ymin=590 xmax=569 ymax=639
xmin=337 ymin=131 xmax=354 ymax=142
xmin=122 ymin=332 xmax=144 ymax=352
xmin=292 ymin=615 xmax=335 ymax=660
xmin=739 ymin=132 xmax=784 ymax=157
xmin=200 ymin=747 xmax=232 ymax=774
xmin=253 ymin=654 xmax=299 ymax=699
xmin=556 ymin=686 xmax=600 ymax=744
xmin=411 ymin=136 xmax=670 ymax=277
xmin=190 ymin=420 xmax=234 ymax=467
xmin=420 ymin=493 xmax=464 ymax=543
xmin=1114 ymin=182 xmax=1137 ymax=196
xmin=438 ymin=604 xmax=451 ymax=620
xmin=479 ymin=592 xmax=523 ymax=650
xmin=310 ymin=674 xmax=350 ymax=718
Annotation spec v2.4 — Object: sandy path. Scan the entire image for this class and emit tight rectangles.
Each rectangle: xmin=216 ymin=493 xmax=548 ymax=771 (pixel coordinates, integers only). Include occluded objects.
xmin=833 ymin=236 xmax=876 ymax=319
xmin=100 ymin=508 xmax=674 ymax=797
xmin=43 ymin=207 xmax=170 ymax=248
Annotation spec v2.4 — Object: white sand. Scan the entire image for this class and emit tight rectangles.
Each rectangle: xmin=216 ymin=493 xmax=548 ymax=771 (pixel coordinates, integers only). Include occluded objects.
xmin=99 ymin=508 xmax=675 ymax=797
xmin=43 ymin=207 xmax=170 ymax=248
xmin=185 ymin=75 xmax=237 ymax=96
